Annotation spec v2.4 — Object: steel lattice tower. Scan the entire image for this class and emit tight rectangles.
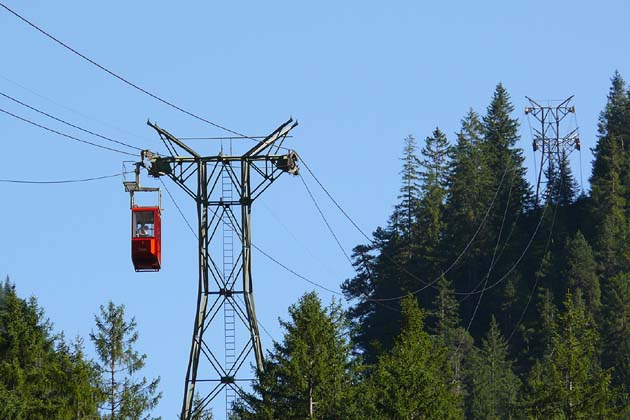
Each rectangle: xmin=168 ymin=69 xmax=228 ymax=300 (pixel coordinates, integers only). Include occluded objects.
xmin=525 ymin=96 xmax=580 ymax=205
xmin=140 ymin=119 xmax=299 ymax=419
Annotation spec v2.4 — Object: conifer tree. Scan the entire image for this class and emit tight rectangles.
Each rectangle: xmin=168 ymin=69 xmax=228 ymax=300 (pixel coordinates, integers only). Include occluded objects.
xmin=461 ymin=83 xmax=531 ymax=335
xmin=342 ymin=133 xmax=434 ymax=357
xmin=601 ymin=273 xmax=630 ymax=388
xmin=547 ymin=150 xmax=579 ymax=208
xmin=90 ymin=301 xmax=161 ymax=420
xmin=232 ymin=292 xmax=357 ymax=420
xmin=443 ymin=109 xmax=492 ymax=307
xmin=431 ymin=276 xmax=472 ymax=401
xmin=396 ymin=134 xmax=422 ymax=241
xmin=0 ymin=279 xmax=101 ymax=420
xmin=562 ymin=231 xmax=601 ymax=315
xmin=525 ymin=287 xmax=557 ymax=364
xmin=468 ymin=316 xmax=519 ymax=420
xmin=523 ymin=292 xmax=622 ymax=419
xmin=415 ymin=127 xmax=451 ymax=277
xmin=445 ymin=109 xmax=488 ymax=233
xmin=481 ymin=83 xmax=531 ymax=218
xmin=590 ymin=71 xmax=630 ymax=277
xmin=361 ymin=296 xmax=463 ymax=420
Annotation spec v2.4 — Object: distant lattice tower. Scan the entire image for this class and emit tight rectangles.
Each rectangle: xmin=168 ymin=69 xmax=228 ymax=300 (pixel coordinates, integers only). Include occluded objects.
xmin=525 ymin=96 xmax=580 ymax=205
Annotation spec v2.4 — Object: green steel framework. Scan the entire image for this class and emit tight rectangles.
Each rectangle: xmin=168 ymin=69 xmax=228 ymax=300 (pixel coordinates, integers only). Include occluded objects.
xmin=136 ymin=119 xmax=299 ymax=419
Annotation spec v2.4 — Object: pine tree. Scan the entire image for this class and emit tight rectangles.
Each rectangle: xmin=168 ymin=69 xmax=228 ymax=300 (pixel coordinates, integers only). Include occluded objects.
xmin=362 ymin=296 xmax=463 ymax=420
xmin=430 ymin=276 xmax=472 ymax=402
xmin=445 ymin=109 xmax=489 ymax=236
xmin=416 ymin=127 xmax=451 ymax=276
xmin=481 ymin=82 xmax=531 ymax=218
xmin=431 ymin=275 xmax=460 ymax=336
xmin=524 ymin=287 xmax=557 ymax=364
xmin=0 ymin=279 xmax=101 ymax=420
xmin=443 ymin=109 xmax=493 ymax=307
xmin=547 ymin=150 xmax=579 ymax=208
xmin=460 ymin=83 xmax=531 ymax=336
xmin=562 ymin=231 xmax=601 ymax=315
xmin=232 ymin=292 xmax=358 ymax=420
xmin=590 ymin=71 xmax=630 ymax=277
xmin=601 ymin=273 xmax=630 ymax=388
xmin=342 ymin=132 xmax=442 ymax=358
xmin=90 ymin=301 xmax=161 ymax=420
xmin=468 ymin=316 xmax=519 ymax=420
xmin=396 ymin=134 xmax=422 ymax=241
xmin=523 ymin=291 xmax=622 ymax=419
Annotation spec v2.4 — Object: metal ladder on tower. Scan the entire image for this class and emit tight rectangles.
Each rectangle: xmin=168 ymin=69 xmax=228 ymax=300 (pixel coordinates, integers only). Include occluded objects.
xmin=222 ymin=162 xmax=237 ymax=417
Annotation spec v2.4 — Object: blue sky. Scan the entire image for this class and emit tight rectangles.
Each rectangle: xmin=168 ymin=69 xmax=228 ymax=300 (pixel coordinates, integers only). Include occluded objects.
xmin=1 ymin=1 xmax=629 ymax=418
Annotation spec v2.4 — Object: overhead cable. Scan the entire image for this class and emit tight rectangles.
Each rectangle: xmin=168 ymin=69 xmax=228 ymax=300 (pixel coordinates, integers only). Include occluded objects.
xmin=457 ymin=166 xmax=516 ymax=350
xmin=251 ymin=242 xmax=345 ymax=297
xmin=159 ymin=172 xmax=346 ymax=298
xmin=0 ymin=2 xmax=252 ymax=140
xmin=159 ymin=178 xmax=197 ymax=239
xmin=0 ymin=72 xmax=154 ymax=144
xmin=0 ymin=107 xmax=136 ymax=156
xmin=508 ymin=183 xmax=562 ymax=342
xmin=299 ymin=154 xmax=510 ymax=301
xmin=299 ymin=173 xmax=353 ymax=265
xmin=0 ymin=172 xmax=122 ymax=184
xmin=0 ymin=90 xmax=142 ymax=151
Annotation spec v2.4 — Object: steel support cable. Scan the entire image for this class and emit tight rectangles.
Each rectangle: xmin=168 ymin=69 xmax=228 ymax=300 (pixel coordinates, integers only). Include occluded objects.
xmin=160 ymin=161 xmax=395 ymax=314
xmin=0 ymin=72 xmax=153 ymax=145
xmin=298 ymin=155 xmax=511 ymax=302
xmin=295 ymin=172 xmax=416 ymax=312
xmin=455 ymin=195 xmax=551 ymax=297
xmin=250 ymin=243 xmax=344 ymax=297
xmin=0 ymin=106 xmax=136 ymax=156
xmin=456 ymin=165 xmax=516 ymax=353
xmin=0 ymin=91 xmax=142 ymax=151
xmin=298 ymin=173 xmax=353 ymax=265
xmin=0 ymin=2 xmax=256 ymax=141
xmin=457 ymin=166 xmax=520 ymax=300
xmin=507 ymin=182 xmax=562 ymax=342
xmin=0 ymin=172 xmax=123 ymax=184
xmin=458 ymin=205 xmax=522 ymax=300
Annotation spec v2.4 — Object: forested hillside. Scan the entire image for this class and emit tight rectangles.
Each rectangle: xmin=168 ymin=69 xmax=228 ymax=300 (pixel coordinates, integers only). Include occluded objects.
xmin=234 ymin=72 xmax=630 ymax=419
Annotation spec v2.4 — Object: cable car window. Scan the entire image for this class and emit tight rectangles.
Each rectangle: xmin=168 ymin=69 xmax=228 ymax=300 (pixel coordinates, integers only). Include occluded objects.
xmin=133 ymin=211 xmax=155 ymax=238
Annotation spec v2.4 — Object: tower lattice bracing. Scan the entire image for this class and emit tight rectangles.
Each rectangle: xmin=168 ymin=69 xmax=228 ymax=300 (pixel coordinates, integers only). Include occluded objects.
xmin=525 ymin=96 xmax=580 ymax=205
xmin=141 ymin=119 xmax=299 ymax=419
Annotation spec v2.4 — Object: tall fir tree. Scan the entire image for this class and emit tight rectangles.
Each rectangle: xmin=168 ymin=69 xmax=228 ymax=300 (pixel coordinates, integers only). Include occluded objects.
xmin=396 ymin=134 xmax=422 ymax=242
xmin=445 ymin=109 xmax=489 ymax=236
xmin=90 ymin=301 xmax=161 ymax=420
xmin=460 ymin=83 xmax=531 ymax=336
xmin=601 ymin=272 xmax=630 ymax=389
xmin=0 ymin=279 xmax=101 ymax=420
xmin=232 ymin=292 xmax=358 ymax=420
xmin=361 ymin=296 xmax=463 ymax=420
xmin=430 ymin=275 xmax=472 ymax=402
xmin=590 ymin=71 xmax=630 ymax=277
xmin=416 ymin=127 xmax=451 ymax=282
xmin=561 ymin=231 xmax=601 ymax=315
xmin=342 ymin=133 xmax=430 ymax=358
xmin=468 ymin=316 xmax=520 ymax=420
xmin=523 ymin=292 xmax=622 ymax=419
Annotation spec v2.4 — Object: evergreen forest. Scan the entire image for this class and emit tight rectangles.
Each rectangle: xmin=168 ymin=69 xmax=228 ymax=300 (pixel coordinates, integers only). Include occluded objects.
xmin=4 ymin=72 xmax=630 ymax=419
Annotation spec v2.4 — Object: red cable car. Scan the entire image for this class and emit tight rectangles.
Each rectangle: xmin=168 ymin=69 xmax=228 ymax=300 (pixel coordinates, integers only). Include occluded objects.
xmin=124 ymin=161 xmax=162 ymax=272
xmin=131 ymin=206 xmax=161 ymax=272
